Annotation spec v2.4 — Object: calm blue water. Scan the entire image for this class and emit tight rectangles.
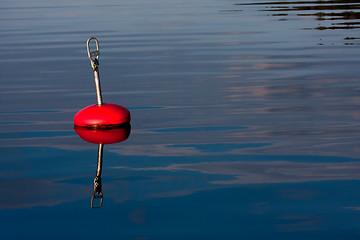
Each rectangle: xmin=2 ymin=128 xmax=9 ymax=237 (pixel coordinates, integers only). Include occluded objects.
xmin=1 ymin=0 xmax=360 ymax=239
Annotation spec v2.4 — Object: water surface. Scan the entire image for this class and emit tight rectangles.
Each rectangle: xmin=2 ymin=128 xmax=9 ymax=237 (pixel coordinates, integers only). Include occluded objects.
xmin=1 ymin=0 xmax=360 ymax=239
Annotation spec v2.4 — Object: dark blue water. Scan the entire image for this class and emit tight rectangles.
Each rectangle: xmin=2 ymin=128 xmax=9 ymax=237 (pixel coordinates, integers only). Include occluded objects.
xmin=1 ymin=0 xmax=360 ymax=239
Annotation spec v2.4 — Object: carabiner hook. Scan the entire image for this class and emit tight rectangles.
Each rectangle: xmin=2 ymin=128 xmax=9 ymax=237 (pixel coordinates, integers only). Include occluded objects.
xmin=87 ymin=37 xmax=100 ymax=71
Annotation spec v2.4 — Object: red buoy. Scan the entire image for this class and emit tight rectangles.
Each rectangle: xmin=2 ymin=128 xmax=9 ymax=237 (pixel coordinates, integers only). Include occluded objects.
xmin=74 ymin=103 xmax=130 ymax=129
xmin=74 ymin=37 xmax=131 ymax=129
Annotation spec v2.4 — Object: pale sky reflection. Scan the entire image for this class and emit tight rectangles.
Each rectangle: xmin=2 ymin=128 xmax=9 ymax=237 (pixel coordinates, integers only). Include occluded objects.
xmin=110 ymin=144 xmax=204 ymax=157
xmin=124 ymin=161 xmax=360 ymax=185
xmin=228 ymin=62 xmax=301 ymax=70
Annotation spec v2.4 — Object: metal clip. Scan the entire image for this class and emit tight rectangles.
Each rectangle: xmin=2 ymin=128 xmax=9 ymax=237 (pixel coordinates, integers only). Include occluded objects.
xmin=87 ymin=37 xmax=100 ymax=71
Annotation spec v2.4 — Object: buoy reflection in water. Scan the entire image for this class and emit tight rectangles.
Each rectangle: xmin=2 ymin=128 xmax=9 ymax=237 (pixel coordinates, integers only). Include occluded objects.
xmin=74 ymin=126 xmax=131 ymax=208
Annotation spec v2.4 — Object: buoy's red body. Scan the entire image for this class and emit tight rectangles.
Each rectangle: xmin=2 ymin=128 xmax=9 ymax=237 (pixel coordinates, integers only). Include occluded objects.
xmin=74 ymin=103 xmax=130 ymax=129
xmin=74 ymin=126 xmax=130 ymax=144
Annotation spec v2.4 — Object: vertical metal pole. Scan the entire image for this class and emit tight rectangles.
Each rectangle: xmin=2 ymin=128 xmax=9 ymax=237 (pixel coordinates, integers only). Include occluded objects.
xmin=87 ymin=37 xmax=103 ymax=106
xmin=94 ymin=70 xmax=103 ymax=106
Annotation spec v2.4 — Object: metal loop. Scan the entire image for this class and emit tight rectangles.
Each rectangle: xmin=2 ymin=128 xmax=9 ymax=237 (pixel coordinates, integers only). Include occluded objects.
xmin=87 ymin=37 xmax=100 ymax=71
xmin=91 ymin=193 xmax=103 ymax=208
xmin=87 ymin=37 xmax=100 ymax=61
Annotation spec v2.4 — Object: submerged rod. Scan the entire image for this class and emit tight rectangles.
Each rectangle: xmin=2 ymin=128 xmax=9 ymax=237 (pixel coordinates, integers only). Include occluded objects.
xmin=91 ymin=143 xmax=104 ymax=208
xmin=96 ymin=143 xmax=104 ymax=177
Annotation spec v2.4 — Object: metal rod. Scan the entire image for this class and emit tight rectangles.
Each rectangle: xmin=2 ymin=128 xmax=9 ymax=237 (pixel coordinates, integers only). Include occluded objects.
xmin=94 ymin=70 xmax=103 ymax=106
xmin=86 ymin=37 xmax=103 ymax=106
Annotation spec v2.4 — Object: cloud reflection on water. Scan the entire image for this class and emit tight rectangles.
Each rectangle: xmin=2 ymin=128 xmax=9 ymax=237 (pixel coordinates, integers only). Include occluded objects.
xmin=120 ymin=160 xmax=360 ymax=185
xmin=0 ymin=0 xmax=359 ymax=219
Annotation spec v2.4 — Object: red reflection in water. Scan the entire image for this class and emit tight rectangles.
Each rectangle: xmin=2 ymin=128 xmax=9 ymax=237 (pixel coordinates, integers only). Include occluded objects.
xmin=74 ymin=125 xmax=131 ymax=144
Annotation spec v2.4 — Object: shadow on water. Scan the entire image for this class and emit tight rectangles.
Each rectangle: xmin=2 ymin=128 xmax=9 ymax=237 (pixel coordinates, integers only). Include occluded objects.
xmin=74 ymin=126 xmax=131 ymax=208
xmin=228 ymin=0 xmax=360 ymax=43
